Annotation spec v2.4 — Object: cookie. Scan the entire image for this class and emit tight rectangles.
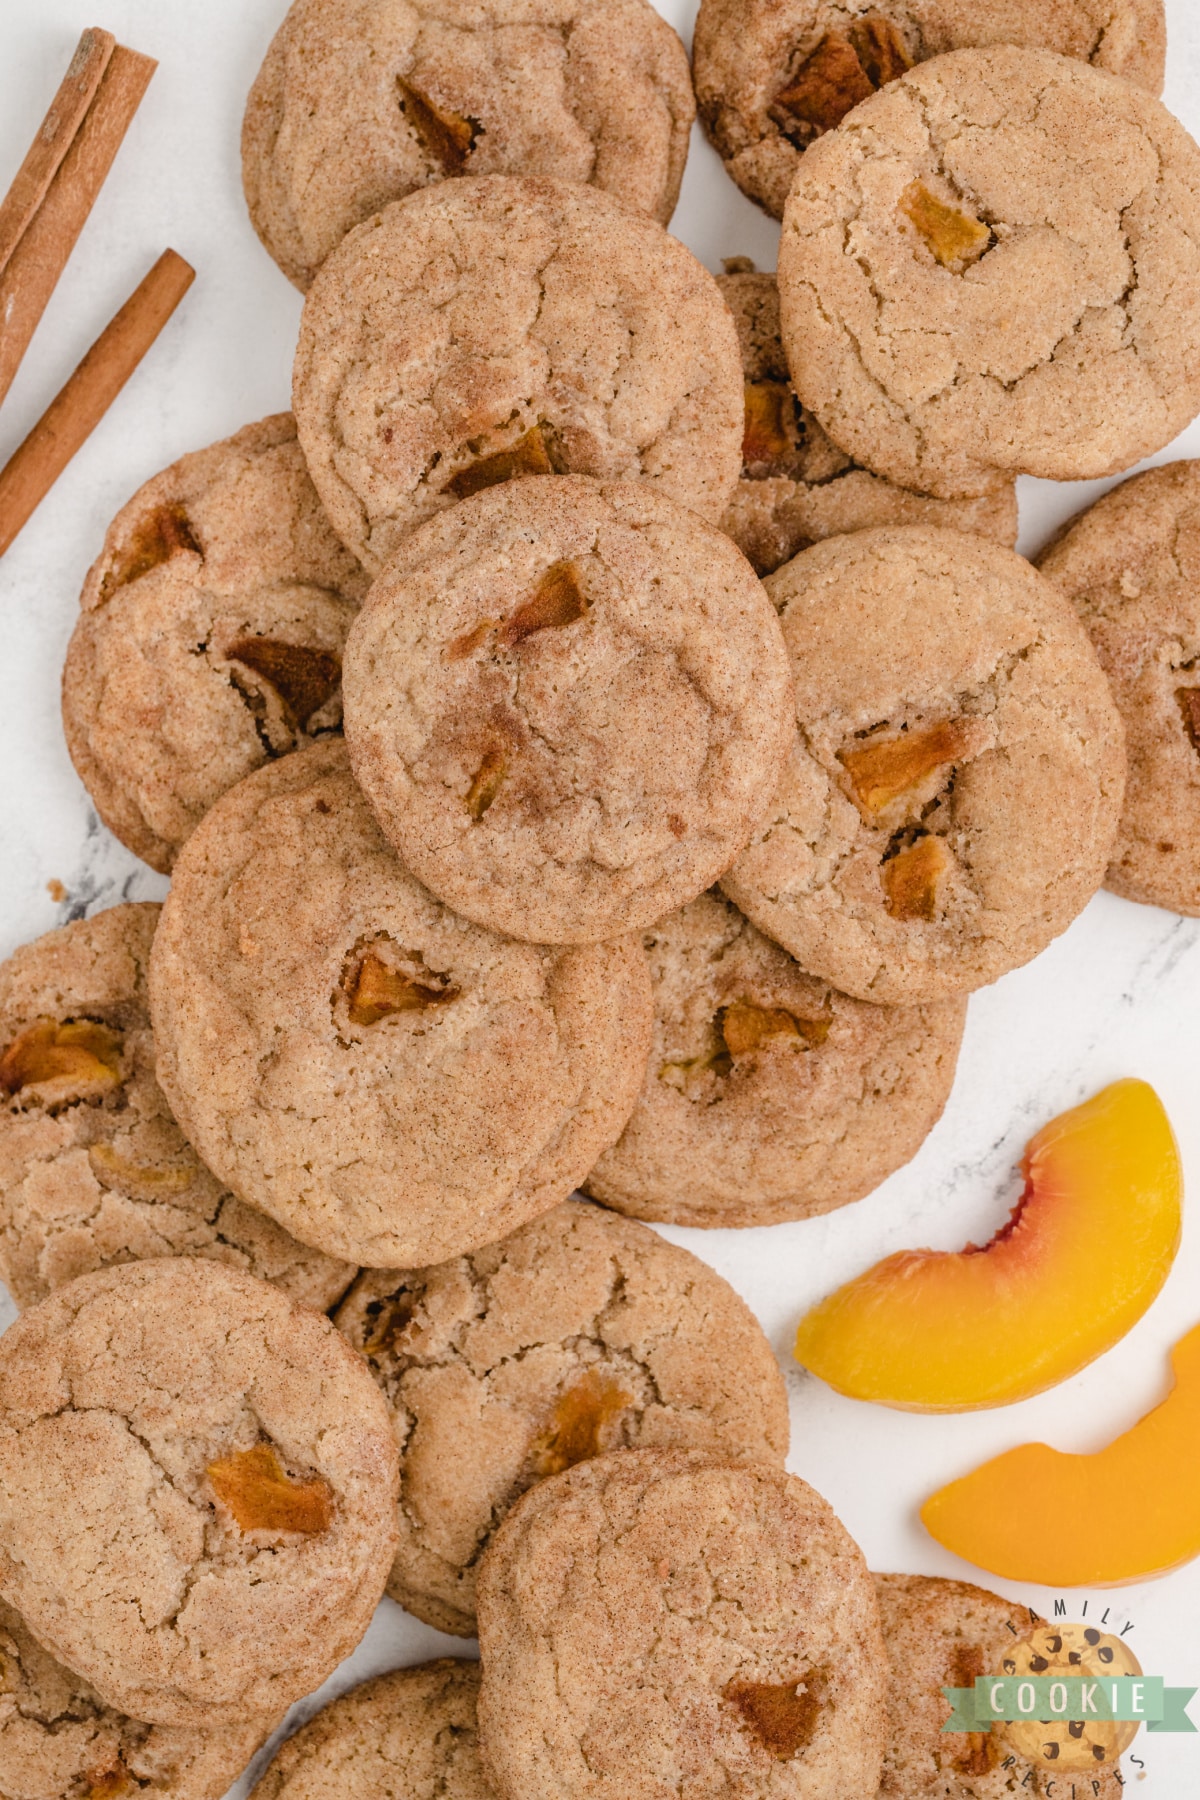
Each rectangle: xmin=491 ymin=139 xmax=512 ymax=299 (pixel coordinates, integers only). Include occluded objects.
xmin=334 ymin=1198 xmax=790 ymax=1635
xmin=583 ymin=891 xmax=965 ymax=1228
xmin=0 ymin=1594 xmax=277 ymax=1800
xmin=0 ymin=1258 xmax=399 ymax=1727
xmin=476 ymin=1449 xmax=889 ymax=1800
xmin=242 ymin=0 xmax=695 ymax=292
xmin=873 ymin=1574 xmax=1122 ymax=1797
xmin=694 ymin=0 xmax=1165 ymax=220
xmin=343 ymin=476 xmax=793 ymax=944
xmin=250 ymin=1662 xmax=488 ymax=1800
xmin=717 ymin=267 xmax=1018 ymax=576
xmin=149 ymin=740 xmax=652 ymax=1268
xmin=292 ymin=176 xmax=744 ymax=574
xmin=777 ymin=46 xmax=1200 ymax=499
xmin=0 ymin=903 xmax=355 ymax=1313
xmin=62 ymin=415 xmax=368 ymax=874
xmin=1037 ymin=461 xmax=1200 ymax=916
xmin=998 ymin=1622 xmax=1137 ymax=1778
xmin=722 ymin=527 xmax=1125 ymax=1004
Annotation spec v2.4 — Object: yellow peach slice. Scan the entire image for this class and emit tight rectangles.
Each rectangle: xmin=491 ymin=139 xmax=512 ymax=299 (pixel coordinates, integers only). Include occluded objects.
xmin=922 ymin=1323 xmax=1200 ymax=1586
xmin=793 ymin=1080 xmax=1181 ymax=1410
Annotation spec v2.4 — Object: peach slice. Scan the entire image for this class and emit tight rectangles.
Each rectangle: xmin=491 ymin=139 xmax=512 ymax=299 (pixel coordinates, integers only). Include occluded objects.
xmin=922 ymin=1323 xmax=1200 ymax=1586
xmin=793 ymin=1080 xmax=1181 ymax=1410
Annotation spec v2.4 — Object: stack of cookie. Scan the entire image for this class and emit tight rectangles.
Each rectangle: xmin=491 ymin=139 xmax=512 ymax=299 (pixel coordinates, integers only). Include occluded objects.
xmin=3 ymin=0 xmax=1199 ymax=1792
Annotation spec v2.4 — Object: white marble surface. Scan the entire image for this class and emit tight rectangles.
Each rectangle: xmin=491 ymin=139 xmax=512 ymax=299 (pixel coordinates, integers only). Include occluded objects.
xmin=1 ymin=1 xmax=1199 ymax=1791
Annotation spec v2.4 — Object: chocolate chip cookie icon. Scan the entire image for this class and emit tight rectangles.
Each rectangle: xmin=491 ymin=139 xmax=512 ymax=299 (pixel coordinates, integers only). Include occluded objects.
xmin=998 ymin=1623 xmax=1141 ymax=1773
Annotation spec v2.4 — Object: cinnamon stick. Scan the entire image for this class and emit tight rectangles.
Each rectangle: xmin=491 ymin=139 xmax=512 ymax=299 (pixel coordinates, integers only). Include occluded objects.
xmin=0 ymin=44 xmax=156 ymax=410
xmin=0 ymin=28 xmax=116 ymax=280
xmin=0 ymin=249 xmax=195 ymax=559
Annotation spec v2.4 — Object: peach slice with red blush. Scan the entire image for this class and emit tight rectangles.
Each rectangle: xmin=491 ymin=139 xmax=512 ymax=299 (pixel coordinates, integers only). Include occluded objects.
xmin=793 ymin=1080 xmax=1181 ymax=1411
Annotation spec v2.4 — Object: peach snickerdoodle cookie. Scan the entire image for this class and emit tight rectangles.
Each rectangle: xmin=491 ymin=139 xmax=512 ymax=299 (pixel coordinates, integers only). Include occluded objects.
xmin=292 ymin=176 xmax=744 ymax=574
xmin=342 ymin=476 xmax=793 ymax=945
xmin=1038 ymin=460 xmax=1200 ymax=917
xmin=249 ymin=1663 xmax=489 ymax=1800
xmin=0 ymin=903 xmax=355 ymax=1313
xmin=149 ymin=740 xmax=651 ymax=1269
xmin=584 ymin=891 xmax=966 ymax=1229
xmin=694 ymin=0 xmax=1164 ymax=221
xmin=0 ymin=1595 xmax=279 ymax=1800
xmin=250 ymin=1663 xmax=488 ymax=1800
xmin=722 ymin=527 xmax=1125 ymax=1005
xmin=0 ymin=1258 xmax=398 ymax=1728
xmin=62 ymin=415 xmax=368 ymax=875
xmin=243 ymin=0 xmax=695 ymax=291
xmin=334 ymin=1198 xmax=789 ymax=1635
xmin=717 ymin=266 xmax=1017 ymax=576
xmin=476 ymin=1448 xmax=889 ymax=1800
xmin=777 ymin=46 xmax=1200 ymax=500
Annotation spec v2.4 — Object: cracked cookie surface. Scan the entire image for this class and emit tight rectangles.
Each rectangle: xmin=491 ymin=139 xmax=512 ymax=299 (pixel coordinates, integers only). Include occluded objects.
xmin=292 ymin=177 xmax=744 ymax=573
xmin=250 ymin=1661 xmax=489 ymax=1800
xmin=874 ymin=1575 xmax=1122 ymax=1797
xmin=334 ymin=1198 xmax=789 ymax=1634
xmin=0 ymin=1594 xmax=278 ymax=1800
xmin=0 ymin=1259 xmax=398 ymax=1729
xmin=63 ymin=416 xmax=368 ymax=875
xmin=0 ymin=904 xmax=356 ymax=1315
xmin=584 ymin=891 xmax=965 ymax=1228
xmin=717 ymin=268 xmax=1016 ymax=575
xmin=695 ymin=0 xmax=1165 ymax=221
xmin=1037 ymin=459 xmax=1200 ymax=917
xmin=343 ymin=476 xmax=793 ymax=944
xmin=149 ymin=740 xmax=652 ymax=1267
xmin=476 ymin=1448 xmax=889 ymax=1800
xmin=721 ymin=527 xmax=1125 ymax=1004
xmin=242 ymin=0 xmax=695 ymax=291
xmin=777 ymin=46 xmax=1200 ymax=499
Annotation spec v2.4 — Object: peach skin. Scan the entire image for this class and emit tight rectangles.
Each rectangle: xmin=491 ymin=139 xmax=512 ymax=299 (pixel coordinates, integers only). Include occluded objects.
xmin=793 ymin=1080 xmax=1181 ymax=1410
xmin=922 ymin=1322 xmax=1200 ymax=1586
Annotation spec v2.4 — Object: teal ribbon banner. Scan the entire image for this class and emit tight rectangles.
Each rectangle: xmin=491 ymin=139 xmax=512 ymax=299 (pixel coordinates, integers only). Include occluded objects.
xmin=942 ymin=1677 xmax=1197 ymax=1733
